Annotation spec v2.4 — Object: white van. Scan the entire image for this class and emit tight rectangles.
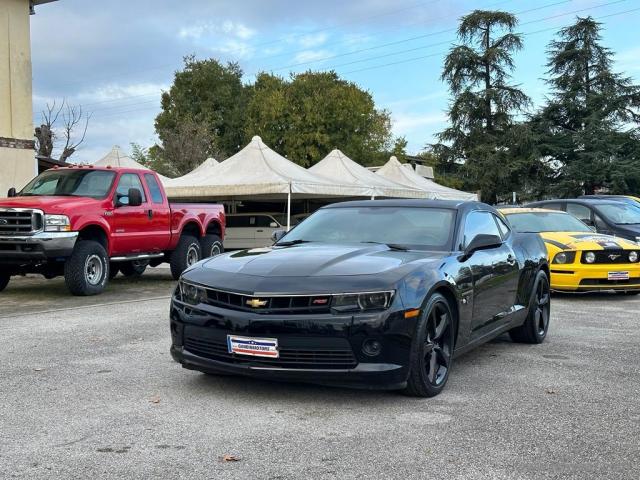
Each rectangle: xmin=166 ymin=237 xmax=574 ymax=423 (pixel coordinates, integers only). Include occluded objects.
xmin=225 ymin=213 xmax=288 ymax=250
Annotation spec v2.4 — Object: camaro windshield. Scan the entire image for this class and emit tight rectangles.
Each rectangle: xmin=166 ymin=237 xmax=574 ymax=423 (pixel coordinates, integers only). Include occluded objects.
xmin=279 ymin=206 xmax=456 ymax=250
xmin=596 ymin=203 xmax=640 ymax=225
xmin=20 ymin=170 xmax=116 ymax=199
xmin=505 ymin=212 xmax=592 ymax=233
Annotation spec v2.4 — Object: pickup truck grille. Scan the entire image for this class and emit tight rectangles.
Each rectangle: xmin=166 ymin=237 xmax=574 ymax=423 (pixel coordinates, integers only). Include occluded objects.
xmin=0 ymin=209 xmax=43 ymax=235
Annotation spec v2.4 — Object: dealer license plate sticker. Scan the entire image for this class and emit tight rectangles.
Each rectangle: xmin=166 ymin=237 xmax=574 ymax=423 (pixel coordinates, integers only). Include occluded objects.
xmin=227 ymin=335 xmax=279 ymax=358
xmin=608 ymin=271 xmax=629 ymax=281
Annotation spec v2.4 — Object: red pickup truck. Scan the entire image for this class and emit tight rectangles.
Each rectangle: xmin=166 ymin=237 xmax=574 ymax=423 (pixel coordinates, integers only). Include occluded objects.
xmin=0 ymin=166 xmax=225 ymax=296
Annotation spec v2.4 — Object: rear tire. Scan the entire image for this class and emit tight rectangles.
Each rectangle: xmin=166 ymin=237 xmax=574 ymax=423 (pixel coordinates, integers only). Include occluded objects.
xmin=170 ymin=235 xmax=201 ymax=280
xmin=509 ymin=270 xmax=551 ymax=344
xmin=200 ymin=234 xmax=224 ymax=258
xmin=120 ymin=260 xmax=148 ymax=277
xmin=0 ymin=273 xmax=10 ymax=292
xmin=64 ymin=240 xmax=109 ymax=296
xmin=403 ymin=293 xmax=455 ymax=398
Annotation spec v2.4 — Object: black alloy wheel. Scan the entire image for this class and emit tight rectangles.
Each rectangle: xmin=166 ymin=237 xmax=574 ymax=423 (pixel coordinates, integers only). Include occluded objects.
xmin=509 ymin=270 xmax=551 ymax=344
xmin=404 ymin=293 xmax=455 ymax=397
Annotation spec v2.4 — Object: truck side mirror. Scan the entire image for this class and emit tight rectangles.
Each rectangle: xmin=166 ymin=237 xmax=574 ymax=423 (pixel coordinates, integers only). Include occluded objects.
xmin=271 ymin=229 xmax=286 ymax=243
xmin=127 ymin=188 xmax=143 ymax=207
xmin=7 ymin=187 xmax=16 ymax=197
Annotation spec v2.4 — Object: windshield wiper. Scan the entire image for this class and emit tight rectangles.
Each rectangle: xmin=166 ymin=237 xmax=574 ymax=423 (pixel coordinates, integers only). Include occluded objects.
xmin=276 ymin=239 xmax=311 ymax=246
xmin=362 ymin=241 xmax=410 ymax=251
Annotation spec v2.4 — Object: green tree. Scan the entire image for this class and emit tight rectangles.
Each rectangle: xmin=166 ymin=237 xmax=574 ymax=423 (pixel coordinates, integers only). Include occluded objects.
xmin=155 ymin=56 xmax=248 ymax=160
xmin=532 ymin=16 xmax=640 ymax=195
xmin=244 ymin=71 xmax=392 ymax=166
xmin=433 ymin=10 xmax=532 ymax=203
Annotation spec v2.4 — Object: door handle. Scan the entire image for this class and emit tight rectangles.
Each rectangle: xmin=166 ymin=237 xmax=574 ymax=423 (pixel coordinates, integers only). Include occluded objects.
xmin=147 ymin=209 xmax=153 ymax=220
xmin=256 ymin=229 xmax=264 ymax=232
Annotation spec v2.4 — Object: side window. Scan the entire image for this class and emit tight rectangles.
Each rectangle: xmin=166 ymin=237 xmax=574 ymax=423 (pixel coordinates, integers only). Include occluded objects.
xmin=542 ymin=203 xmax=563 ymax=211
xmin=493 ymin=214 xmax=511 ymax=239
xmin=463 ymin=211 xmax=502 ymax=247
xmin=227 ymin=216 xmax=250 ymax=228
xmin=144 ymin=174 xmax=164 ymax=204
xmin=115 ymin=173 xmax=146 ymax=204
xmin=256 ymin=216 xmax=276 ymax=227
xmin=594 ymin=213 xmax=608 ymax=230
xmin=566 ymin=203 xmax=591 ymax=224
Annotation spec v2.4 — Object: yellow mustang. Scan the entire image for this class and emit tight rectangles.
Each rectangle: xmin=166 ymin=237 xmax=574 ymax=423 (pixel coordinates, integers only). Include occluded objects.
xmin=500 ymin=208 xmax=640 ymax=294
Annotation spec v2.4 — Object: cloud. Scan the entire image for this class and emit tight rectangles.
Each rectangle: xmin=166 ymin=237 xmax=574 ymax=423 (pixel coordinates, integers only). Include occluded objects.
xmin=391 ymin=112 xmax=447 ymax=133
xmin=297 ymin=32 xmax=328 ymax=48
xmin=293 ymin=50 xmax=332 ymax=64
xmin=178 ymin=20 xmax=256 ymax=41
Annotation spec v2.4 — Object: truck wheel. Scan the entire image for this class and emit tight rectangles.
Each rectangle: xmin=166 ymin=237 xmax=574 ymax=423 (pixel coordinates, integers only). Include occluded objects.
xmin=200 ymin=234 xmax=224 ymax=258
xmin=64 ymin=240 xmax=109 ymax=296
xmin=120 ymin=260 xmax=148 ymax=277
xmin=170 ymin=235 xmax=201 ymax=280
xmin=0 ymin=273 xmax=10 ymax=292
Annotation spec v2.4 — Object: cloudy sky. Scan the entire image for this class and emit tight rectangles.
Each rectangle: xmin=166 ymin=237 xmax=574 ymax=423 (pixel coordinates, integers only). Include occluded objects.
xmin=30 ymin=0 xmax=640 ymax=163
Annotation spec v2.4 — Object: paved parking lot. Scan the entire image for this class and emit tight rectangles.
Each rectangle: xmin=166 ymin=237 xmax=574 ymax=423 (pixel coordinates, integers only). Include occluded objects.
xmin=1 ymin=271 xmax=639 ymax=479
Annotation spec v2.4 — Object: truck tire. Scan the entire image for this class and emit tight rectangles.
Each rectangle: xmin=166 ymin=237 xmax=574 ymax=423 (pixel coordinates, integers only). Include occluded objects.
xmin=120 ymin=260 xmax=148 ymax=277
xmin=200 ymin=234 xmax=224 ymax=258
xmin=0 ymin=273 xmax=9 ymax=292
xmin=64 ymin=240 xmax=109 ymax=296
xmin=170 ymin=235 xmax=201 ymax=280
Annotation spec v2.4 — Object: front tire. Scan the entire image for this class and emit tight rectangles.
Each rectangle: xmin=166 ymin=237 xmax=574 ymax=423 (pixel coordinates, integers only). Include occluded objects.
xmin=120 ymin=260 xmax=148 ymax=277
xmin=0 ymin=273 xmax=10 ymax=292
xmin=404 ymin=293 xmax=455 ymax=398
xmin=64 ymin=240 xmax=109 ymax=296
xmin=200 ymin=234 xmax=224 ymax=258
xmin=170 ymin=235 xmax=201 ymax=280
xmin=509 ymin=270 xmax=551 ymax=344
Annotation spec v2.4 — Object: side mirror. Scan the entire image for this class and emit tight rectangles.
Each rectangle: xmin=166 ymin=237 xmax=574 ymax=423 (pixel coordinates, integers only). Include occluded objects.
xmin=462 ymin=234 xmax=503 ymax=259
xmin=7 ymin=187 xmax=16 ymax=197
xmin=128 ymin=188 xmax=143 ymax=207
xmin=269 ymin=221 xmax=278 ymax=228
xmin=271 ymin=229 xmax=286 ymax=243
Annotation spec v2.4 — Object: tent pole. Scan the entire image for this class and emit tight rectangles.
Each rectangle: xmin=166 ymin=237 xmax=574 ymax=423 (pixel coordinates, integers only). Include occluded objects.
xmin=287 ymin=186 xmax=291 ymax=231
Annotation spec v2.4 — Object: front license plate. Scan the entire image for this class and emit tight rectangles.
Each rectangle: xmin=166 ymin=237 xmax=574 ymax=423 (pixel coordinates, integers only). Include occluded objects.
xmin=227 ymin=335 xmax=279 ymax=358
xmin=608 ymin=271 xmax=629 ymax=281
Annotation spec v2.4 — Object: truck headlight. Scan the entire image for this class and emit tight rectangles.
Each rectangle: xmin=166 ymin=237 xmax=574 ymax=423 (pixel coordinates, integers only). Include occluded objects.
xmin=44 ymin=214 xmax=71 ymax=232
xmin=178 ymin=280 xmax=207 ymax=306
xmin=332 ymin=291 xmax=394 ymax=312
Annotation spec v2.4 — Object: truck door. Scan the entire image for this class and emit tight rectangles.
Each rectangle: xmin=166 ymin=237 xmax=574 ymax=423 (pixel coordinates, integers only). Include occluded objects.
xmin=110 ymin=173 xmax=151 ymax=255
xmin=143 ymin=173 xmax=172 ymax=251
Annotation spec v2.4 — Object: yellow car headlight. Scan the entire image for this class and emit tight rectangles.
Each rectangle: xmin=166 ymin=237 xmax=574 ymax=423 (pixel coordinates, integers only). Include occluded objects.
xmin=552 ymin=251 xmax=576 ymax=264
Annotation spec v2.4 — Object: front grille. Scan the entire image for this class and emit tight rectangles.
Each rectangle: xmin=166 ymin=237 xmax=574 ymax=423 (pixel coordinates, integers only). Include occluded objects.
xmin=581 ymin=250 xmax=638 ymax=264
xmin=0 ymin=209 xmax=43 ymax=235
xmin=580 ymin=278 xmax=640 ymax=286
xmin=184 ymin=336 xmax=357 ymax=369
xmin=203 ymin=288 xmax=332 ymax=315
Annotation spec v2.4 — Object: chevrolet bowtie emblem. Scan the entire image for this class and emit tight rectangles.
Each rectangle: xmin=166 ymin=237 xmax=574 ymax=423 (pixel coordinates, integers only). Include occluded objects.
xmin=246 ymin=298 xmax=268 ymax=308
xmin=608 ymin=254 xmax=621 ymax=261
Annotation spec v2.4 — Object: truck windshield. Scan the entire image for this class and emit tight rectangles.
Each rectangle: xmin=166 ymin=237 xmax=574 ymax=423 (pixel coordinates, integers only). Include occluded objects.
xmin=278 ymin=206 xmax=456 ymax=251
xmin=20 ymin=170 xmax=116 ymax=199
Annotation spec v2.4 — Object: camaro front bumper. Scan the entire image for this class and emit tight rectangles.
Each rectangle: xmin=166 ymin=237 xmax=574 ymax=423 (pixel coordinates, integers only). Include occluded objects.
xmin=0 ymin=232 xmax=78 ymax=265
xmin=169 ymin=299 xmax=414 ymax=390
xmin=550 ymin=263 xmax=640 ymax=291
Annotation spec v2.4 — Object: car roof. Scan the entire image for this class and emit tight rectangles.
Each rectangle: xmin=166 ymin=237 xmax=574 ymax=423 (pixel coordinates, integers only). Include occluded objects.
xmin=529 ymin=198 xmax=624 ymax=207
xmin=323 ymin=199 xmax=489 ymax=212
xmin=499 ymin=207 xmax=563 ymax=215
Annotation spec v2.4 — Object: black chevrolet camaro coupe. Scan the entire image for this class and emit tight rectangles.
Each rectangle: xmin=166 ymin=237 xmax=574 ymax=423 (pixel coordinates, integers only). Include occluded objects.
xmin=170 ymin=200 xmax=550 ymax=397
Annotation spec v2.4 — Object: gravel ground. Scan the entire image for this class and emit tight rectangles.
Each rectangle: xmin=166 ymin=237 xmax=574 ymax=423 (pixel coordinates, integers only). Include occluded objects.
xmin=0 ymin=271 xmax=639 ymax=479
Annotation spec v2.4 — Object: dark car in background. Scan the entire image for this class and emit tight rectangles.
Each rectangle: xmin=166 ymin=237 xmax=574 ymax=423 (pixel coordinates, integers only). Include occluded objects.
xmin=526 ymin=199 xmax=640 ymax=243
xmin=170 ymin=200 xmax=549 ymax=397
xmin=579 ymin=195 xmax=640 ymax=208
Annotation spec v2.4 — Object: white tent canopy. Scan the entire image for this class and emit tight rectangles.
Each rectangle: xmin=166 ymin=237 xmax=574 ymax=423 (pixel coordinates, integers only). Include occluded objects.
xmin=163 ymin=157 xmax=219 ymax=187
xmin=92 ymin=145 xmax=170 ymax=183
xmin=376 ymin=156 xmax=477 ymax=201
xmin=164 ymin=136 xmax=372 ymax=229
xmin=309 ymin=149 xmax=426 ymax=198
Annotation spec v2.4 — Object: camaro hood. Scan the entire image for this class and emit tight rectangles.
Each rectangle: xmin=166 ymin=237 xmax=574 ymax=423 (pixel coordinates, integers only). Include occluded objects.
xmin=0 ymin=196 xmax=101 ymax=215
xmin=184 ymin=243 xmax=447 ymax=294
xmin=539 ymin=232 xmax=639 ymax=251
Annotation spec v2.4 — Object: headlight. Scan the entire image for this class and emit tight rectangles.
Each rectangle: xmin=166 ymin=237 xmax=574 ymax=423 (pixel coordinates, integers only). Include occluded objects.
xmin=178 ymin=280 xmax=207 ymax=306
xmin=332 ymin=291 xmax=394 ymax=312
xmin=629 ymin=251 xmax=638 ymax=263
xmin=44 ymin=214 xmax=71 ymax=232
xmin=584 ymin=251 xmax=596 ymax=264
xmin=552 ymin=251 xmax=575 ymax=264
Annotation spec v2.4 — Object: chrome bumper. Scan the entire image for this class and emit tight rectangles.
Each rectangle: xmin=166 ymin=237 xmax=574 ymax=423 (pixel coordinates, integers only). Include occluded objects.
xmin=0 ymin=231 xmax=78 ymax=261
